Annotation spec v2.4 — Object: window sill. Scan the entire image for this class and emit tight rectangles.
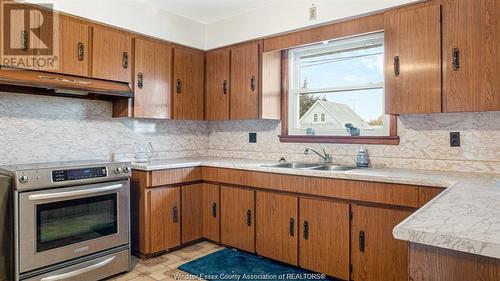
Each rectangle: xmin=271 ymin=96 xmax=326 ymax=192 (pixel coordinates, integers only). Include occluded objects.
xmin=278 ymin=135 xmax=400 ymax=145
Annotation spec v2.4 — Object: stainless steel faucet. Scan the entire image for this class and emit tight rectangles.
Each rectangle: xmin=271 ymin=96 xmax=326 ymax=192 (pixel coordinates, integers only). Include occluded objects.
xmin=304 ymin=147 xmax=333 ymax=164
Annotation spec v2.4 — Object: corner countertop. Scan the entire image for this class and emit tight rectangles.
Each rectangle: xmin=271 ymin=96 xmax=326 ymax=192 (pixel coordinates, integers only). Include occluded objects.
xmin=132 ymin=157 xmax=500 ymax=260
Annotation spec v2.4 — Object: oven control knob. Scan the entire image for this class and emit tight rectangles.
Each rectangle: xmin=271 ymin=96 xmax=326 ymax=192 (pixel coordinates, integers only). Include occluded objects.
xmin=123 ymin=167 xmax=130 ymax=173
xmin=114 ymin=167 xmax=122 ymax=174
xmin=19 ymin=175 xmax=29 ymax=183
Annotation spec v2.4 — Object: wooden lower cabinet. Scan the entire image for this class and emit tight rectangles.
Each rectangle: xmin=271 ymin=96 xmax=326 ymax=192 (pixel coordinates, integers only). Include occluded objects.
xmin=202 ymin=183 xmax=220 ymax=242
xmin=148 ymin=187 xmax=181 ymax=254
xmin=220 ymin=185 xmax=255 ymax=252
xmin=256 ymin=191 xmax=298 ymax=265
xmin=181 ymin=184 xmax=203 ymax=243
xmin=409 ymin=243 xmax=500 ymax=281
xmin=351 ymin=204 xmax=411 ymax=281
xmin=299 ymin=198 xmax=350 ymax=280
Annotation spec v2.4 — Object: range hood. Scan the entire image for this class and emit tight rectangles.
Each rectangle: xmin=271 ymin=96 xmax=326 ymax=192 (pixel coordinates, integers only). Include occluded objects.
xmin=0 ymin=67 xmax=133 ymax=100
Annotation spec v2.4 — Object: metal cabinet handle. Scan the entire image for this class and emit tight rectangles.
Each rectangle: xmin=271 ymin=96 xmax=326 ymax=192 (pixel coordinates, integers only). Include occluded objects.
xmin=77 ymin=42 xmax=84 ymax=61
xmin=173 ymin=206 xmax=178 ymax=223
xmin=223 ymin=80 xmax=228 ymax=95
xmin=29 ymin=184 xmax=123 ymax=201
xmin=212 ymin=202 xmax=217 ymax=218
xmin=289 ymin=218 xmax=295 ymax=237
xmin=246 ymin=209 xmax=252 ymax=226
xmin=176 ymin=79 xmax=182 ymax=94
xmin=122 ymin=52 xmax=128 ymax=69
xmin=359 ymin=231 xmax=365 ymax=252
xmin=250 ymin=76 xmax=256 ymax=92
xmin=137 ymin=72 xmax=144 ymax=89
xmin=40 ymin=256 xmax=115 ymax=281
xmin=303 ymin=221 xmax=309 ymax=240
xmin=394 ymin=56 xmax=400 ymax=77
xmin=21 ymin=30 xmax=28 ymax=51
xmin=452 ymin=48 xmax=460 ymax=71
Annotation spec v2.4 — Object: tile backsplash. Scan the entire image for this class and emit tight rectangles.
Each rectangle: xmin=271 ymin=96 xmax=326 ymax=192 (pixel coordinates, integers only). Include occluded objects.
xmin=207 ymin=112 xmax=500 ymax=174
xmin=1 ymin=92 xmax=499 ymax=173
xmin=0 ymin=93 xmax=208 ymax=165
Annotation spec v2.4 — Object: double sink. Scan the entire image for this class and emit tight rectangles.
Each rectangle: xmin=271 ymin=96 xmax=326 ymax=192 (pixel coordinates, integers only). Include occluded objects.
xmin=261 ymin=162 xmax=356 ymax=171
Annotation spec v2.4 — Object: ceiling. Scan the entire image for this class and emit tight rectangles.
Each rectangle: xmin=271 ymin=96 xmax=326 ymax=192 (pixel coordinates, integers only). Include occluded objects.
xmin=144 ymin=0 xmax=281 ymax=24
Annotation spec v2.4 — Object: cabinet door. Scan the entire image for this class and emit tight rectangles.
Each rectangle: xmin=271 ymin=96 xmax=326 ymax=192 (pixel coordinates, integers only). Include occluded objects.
xmin=351 ymin=204 xmax=411 ymax=281
xmin=133 ymin=38 xmax=172 ymax=119
xmin=49 ymin=15 xmax=89 ymax=76
xmin=202 ymin=183 xmax=220 ymax=242
xmin=205 ymin=48 xmax=230 ymax=120
xmin=148 ymin=187 xmax=180 ymax=253
xmin=2 ymin=3 xmax=37 ymax=69
xmin=91 ymin=26 xmax=132 ymax=83
xmin=385 ymin=5 xmax=441 ymax=114
xmin=220 ymin=185 xmax=255 ymax=252
xmin=181 ymin=184 xmax=203 ymax=243
xmin=256 ymin=191 xmax=298 ymax=265
xmin=299 ymin=198 xmax=350 ymax=280
xmin=173 ymin=47 xmax=204 ymax=120
xmin=230 ymin=41 xmax=260 ymax=120
xmin=442 ymin=0 xmax=500 ymax=112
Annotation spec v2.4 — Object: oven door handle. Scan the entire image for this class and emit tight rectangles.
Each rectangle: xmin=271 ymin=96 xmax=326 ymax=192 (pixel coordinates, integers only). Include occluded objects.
xmin=28 ymin=184 xmax=123 ymax=201
xmin=40 ymin=256 xmax=115 ymax=281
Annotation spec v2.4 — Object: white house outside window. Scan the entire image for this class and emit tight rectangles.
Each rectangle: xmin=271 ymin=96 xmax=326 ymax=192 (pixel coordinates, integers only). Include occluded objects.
xmin=288 ymin=32 xmax=390 ymax=137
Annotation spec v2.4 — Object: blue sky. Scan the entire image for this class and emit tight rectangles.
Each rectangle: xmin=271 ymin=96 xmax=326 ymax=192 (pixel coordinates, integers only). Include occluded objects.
xmin=299 ymin=46 xmax=384 ymax=121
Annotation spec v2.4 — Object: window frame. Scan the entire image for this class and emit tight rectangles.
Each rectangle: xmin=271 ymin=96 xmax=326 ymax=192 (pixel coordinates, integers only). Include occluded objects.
xmin=279 ymin=34 xmax=399 ymax=145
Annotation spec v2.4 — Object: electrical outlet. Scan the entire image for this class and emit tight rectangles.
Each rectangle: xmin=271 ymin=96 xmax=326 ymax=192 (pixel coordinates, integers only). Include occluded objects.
xmin=450 ymin=132 xmax=460 ymax=147
xmin=249 ymin=132 xmax=257 ymax=143
xmin=309 ymin=5 xmax=317 ymax=21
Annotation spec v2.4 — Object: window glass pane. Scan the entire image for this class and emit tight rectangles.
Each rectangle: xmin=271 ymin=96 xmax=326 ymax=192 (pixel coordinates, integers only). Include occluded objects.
xmin=298 ymin=88 xmax=388 ymax=136
xmin=299 ymin=45 xmax=383 ymax=90
xmin=289 ymin=32 xmax=390 ymax=138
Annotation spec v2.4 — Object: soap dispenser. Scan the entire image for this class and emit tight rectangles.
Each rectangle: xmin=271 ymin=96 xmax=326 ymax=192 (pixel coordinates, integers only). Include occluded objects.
xmin=356 ymin=147 xmax=369 ymax=168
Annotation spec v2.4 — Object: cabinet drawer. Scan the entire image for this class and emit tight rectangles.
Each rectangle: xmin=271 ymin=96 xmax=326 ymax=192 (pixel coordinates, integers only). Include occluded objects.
xmin=150 ymin=167 xmax=201 ymax=187
xmin=217 ymin=168 xmax=420 ymax=207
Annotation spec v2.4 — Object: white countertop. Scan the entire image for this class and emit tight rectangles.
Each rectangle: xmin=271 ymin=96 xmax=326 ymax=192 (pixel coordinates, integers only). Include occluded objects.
xmin=132 ymin=157 xmax=500 ymax=260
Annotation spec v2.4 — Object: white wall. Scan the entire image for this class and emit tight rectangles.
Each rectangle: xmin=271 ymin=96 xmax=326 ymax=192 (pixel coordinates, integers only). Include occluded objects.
xmin=205 ymin=0 xmax=420 ymax=49
xmin=22 ymin=0 xmax=206 ymax=49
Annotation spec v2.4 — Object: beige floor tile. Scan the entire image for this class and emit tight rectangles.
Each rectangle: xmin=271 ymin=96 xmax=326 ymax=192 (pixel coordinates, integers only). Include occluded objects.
xmin=112 ymin=242 xmax=222 ymax=281
xmin=174 ymin=249 xmax=206 ymax=260
xmin=111 ymin=270 xmax=141 ymax=281
xmin=134 ymin=262 xmax=166 ymax=274
xmin=199 ymin=247 xmax=223 ymax=255
xmin=181 ymin=244 xmax=204 ymax=253
xmin=128 ymin=276 xmax=157 ymax=281
xmin=148 ymin=266 xmax=172 ymax=281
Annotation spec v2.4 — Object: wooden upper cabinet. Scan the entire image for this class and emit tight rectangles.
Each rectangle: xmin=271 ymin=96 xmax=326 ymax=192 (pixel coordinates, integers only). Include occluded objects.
xmin=442 ymin=0 xmax=500 ymax=112
xmin=256 ymin=191 xmax=298 ymax=265
xmin=351 ymin=204 xmax=411 ymax=281
xmin=91 ymin=26 xmax=132 ymax=83
xmin=49 ymin=15 xmax=89 ymax=76
xmin=205 ymin=48 xmax=230 ymax=120
xmin=220 ymin=185 xmax=255 ymax=252
xmin=384 ymin=4 xmax=442 ymax=114
xmin=173 ymin=47 xmax=204 ymax=120
xmin=299 ymin=198 xmax=350 ymax=280
xmin=230 ymin=41 xmax=260 ymax=120
xmin=133 ymin=38 xmax=172 ymax=119
xmin=148 ymin=187 xmax=181 ymax=253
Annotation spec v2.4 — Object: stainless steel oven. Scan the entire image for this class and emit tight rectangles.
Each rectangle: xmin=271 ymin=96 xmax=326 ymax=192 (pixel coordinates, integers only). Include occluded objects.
xmin=18 ymin=180 xmax=129 ymax=273
xmin=0 ymin=160 xmax=132 ymax=281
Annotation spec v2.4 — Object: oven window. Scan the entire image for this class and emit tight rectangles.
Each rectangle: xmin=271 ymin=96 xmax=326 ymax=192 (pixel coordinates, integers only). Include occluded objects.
xmin=36 ymin=194 xmax=118 ymax=252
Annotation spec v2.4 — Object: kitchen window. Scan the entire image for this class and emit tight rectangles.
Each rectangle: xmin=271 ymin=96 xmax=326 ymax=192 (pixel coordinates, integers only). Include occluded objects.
xmin=282 ymin=32 xmax=398 ymax=144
